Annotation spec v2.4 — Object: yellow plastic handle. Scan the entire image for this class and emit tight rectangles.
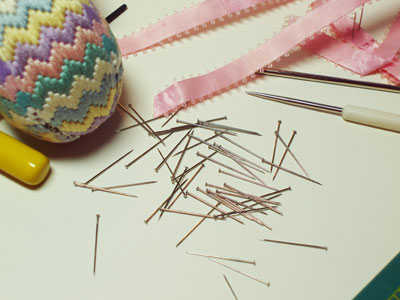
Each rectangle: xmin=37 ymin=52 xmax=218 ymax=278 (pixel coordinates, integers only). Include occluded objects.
xmin=0 ymin=131 xmax=50 ymax=185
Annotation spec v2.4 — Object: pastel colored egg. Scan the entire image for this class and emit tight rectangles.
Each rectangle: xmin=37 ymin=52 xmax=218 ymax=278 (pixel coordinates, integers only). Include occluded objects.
xmin=0 ymin=0 xmax=123 ymax=143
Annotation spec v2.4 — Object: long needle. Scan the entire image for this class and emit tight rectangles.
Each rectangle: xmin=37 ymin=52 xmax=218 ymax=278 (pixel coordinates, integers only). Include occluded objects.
xmin=186 ymin=251 xmax=255 ymax=265
xmin=257 ymin=69 xmax=400 ymax=94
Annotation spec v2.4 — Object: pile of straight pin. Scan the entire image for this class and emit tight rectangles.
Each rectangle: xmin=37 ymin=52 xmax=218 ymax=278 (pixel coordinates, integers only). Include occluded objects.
xmin=76 ymin=103 xmax=321 ymax=245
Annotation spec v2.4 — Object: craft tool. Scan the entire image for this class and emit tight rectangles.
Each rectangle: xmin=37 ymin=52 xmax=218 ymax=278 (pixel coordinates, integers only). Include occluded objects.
xmin=118 ymin=103 xmax=158 ymax=141
xmin=247 ymin=91 xmax=400 ymax=133
xmin=74 ymin=181 xmax=137 ymax=198
xmin=197 ymin=119 xmax=262 ymax=136
xmin=172 ymin=134 xmax=192 ymax=180
xmin=214 ymin=132 xmax=321 ymax=184
xmin=115 ymin=115 xmax=164 ymax=133
xmin=174 ymin=133 xmax=219 ymax=156
xmin=155 ymin=131 xmax=191 ymax=173
xmin=196 ymin=152 xmax=256 ymax=180
xmin=274 ymin=131 xmax=309 ymax=178
xmin=270 ymin=120 xmax=282 ymax=172
xmin=176 ymin=203 xmax=221 ymax=248
xmin=0 ymin=131 xmax=50 ymax=186
xmin=93 ymin=214 xmax=101 ymax=276
xmin=272 ymin=131 xmax=296 ymax=180
xmin=223 ymin=274 xmax=239 ymax=300
xmin=186 ymin=191 xmax=244 ymax=224
xmin=207 ymin=258 xmax=270 ymax=287
xmin=105 ymin=4 xmax=128 ymax=24
xmin=144 ymin=178 xmax=189 ymax=224
xmin=128 ymin=104 xmax=163 ymax=144
xmin=261 ymin=187 xmax=291 ymax=198
xmin=174 ymin=151 xmax=217 ymax=182
xmin=218 ymin=169 xmax=270 ymax=189
xmin=84 ymin=149 xmax=133 ymax=185
xmin=187 ymin=251 xmax=256 ymax=265
xmin=260 ymin=238 xmax=328 ymax=251
xmin=177 ymin=119 xmax=237 ymax=136
xmin=159 ymin=208 xmax=222 ymax=220
xmin=157 ymin=150 xmax=186 ymax=196
xmin=257 ymin=69 xmax=400 ymax=94
xmin=161 ymin=107 xmax=182 ymax=128
xmin=100 ymin=181 xmax=157 ymax=190
xmin=155 ymin=116 xmax=227 ymax=136
xmin=125 ymin=133 xmax=172 ymax=168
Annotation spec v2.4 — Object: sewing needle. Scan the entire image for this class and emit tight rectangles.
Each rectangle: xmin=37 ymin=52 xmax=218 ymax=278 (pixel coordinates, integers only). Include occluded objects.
xmin=246 ymin=91 xmax=400 ymax=133
xmin=257 ymin=69 xmax=400 ymax=94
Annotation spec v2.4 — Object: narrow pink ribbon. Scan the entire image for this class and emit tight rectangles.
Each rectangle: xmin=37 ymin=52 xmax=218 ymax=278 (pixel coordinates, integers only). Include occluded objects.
xmin=118 ymin=0 xmax=270 ymax=56
xmin=151 ymin=0 xmax=370 ymax=116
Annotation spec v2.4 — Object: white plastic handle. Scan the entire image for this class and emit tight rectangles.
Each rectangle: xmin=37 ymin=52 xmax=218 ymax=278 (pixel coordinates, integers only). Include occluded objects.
xmin=341 ymin=105 xmax=400 ymax=132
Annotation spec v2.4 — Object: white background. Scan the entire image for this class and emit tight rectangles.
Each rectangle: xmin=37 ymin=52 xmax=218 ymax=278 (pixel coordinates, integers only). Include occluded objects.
xmin=1 ymin=0 xmax=399 ymax=299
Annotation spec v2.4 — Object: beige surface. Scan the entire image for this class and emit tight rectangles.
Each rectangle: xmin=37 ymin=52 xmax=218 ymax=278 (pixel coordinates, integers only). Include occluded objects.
xmin=1 ymin=0 xmax=399 ymax=299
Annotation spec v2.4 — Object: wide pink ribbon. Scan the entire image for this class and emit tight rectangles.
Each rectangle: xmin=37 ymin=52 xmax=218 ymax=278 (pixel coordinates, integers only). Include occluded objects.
xmin=305 ymin=0 xmax=400 ymax=83
xmin=117 ymin=0 xmax=399 ymax=116
xmin=149 ymin=0 xmax=370 ymax=116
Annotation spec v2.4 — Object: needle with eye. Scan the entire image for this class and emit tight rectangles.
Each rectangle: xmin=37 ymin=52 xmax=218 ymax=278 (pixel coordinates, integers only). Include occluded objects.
xmin=246 ymin=91 xmax=400 ymax=133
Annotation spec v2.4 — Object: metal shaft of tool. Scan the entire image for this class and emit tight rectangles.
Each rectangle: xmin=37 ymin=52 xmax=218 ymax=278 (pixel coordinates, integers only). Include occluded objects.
xmin=258 ymin=69 xmax=400 ymax=94
xmin=246 ymin=91 xmax=343 ymax=115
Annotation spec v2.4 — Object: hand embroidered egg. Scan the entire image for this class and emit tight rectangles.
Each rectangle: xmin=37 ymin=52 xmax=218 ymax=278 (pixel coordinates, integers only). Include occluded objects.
xmin=0 ymin=0 xmax=123 ymax=143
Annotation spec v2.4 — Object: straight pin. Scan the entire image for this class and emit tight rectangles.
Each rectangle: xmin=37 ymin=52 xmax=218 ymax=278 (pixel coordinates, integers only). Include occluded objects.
xmin=125 ymin=133 xmax=173 ymax=168
xmin=128 ymin=103 xmax=164 ymax=144
xmin=167 ymin=164 xmax=205 ymax=209
xmin=223 ymin=274 xmax=239 ymax=300
xmin=74 ymin=181 xmax=137 ymax=198
xmin=157 ymin=149 xmax=186 ymax=196
xmin=218 ymin=168 xmax=276 ymax=190
xmin=144 ymin=178 xmax=189 ymax=224
xmin=93 ymin=214 xmax=100 ymax=275
xmin=270 ymin=120 xmax=282 ymax=172
xmin=155 ymin=130 xmax=191 ymax=173
xmin=196 ymin=152 xmax=256 ymax=180
xmin=100 ymin=181 xmax=157 ymax=190
xmin=275 ymin=130 xmax=309 ymax=177
xmin=177 ymin=119 xmax=237 ymax=135
xmin=84 ymin=149 xmax=133 ymax=184
xmin=358 ymin=4 xmax=365 ymax=31
xmin=172 ymin=133 xmax=192 ymax=180
xmin=260 ymin=238 xmax=328 ymax=251
xmin=174 ymin=151 xmax=217 ymax=182
xmin=186 ymin=251 xmax=255 ymax=265
xmin=197 ymin=119 xmax=262 ymax=136
xmin=186 ymin=191 xmax=244 ymax=224
xmin=118 ymin=103 xmax=152 ymax=136
xmin=174 ymin=133 xmax=219 ymax=157
xmin=161 ymin=107 xmax=182 ymax=127
xmin=352 ymin=12 xmax=357 ymax=38
xmin=208 ymin=258 xmax=270 ymax=286
xmin=115 ymin=115 xmax=163 ymax=133
xmin=160 ymin=208 xmax=221 ymax=219
xmin=155 ymin=116 xmax=228 ymax=136
xmin=273 ymin=131 xmax=296 ymax=180
xmin=175 ymin=203 xmax=221 ymax=248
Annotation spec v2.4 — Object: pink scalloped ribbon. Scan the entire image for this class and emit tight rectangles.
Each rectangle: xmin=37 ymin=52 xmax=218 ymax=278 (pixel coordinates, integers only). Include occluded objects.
xmin=117 ymin=0 xmax=399 ymax=117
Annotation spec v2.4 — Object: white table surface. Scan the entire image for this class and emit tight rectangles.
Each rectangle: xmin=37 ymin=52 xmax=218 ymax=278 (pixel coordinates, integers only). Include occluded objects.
xmin=1 ymin=0 xmax=399 ymax=299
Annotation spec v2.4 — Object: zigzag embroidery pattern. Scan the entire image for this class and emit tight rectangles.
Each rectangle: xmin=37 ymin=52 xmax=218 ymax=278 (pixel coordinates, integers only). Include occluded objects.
xmin=0 ymin=0 xmax=123 ymax=142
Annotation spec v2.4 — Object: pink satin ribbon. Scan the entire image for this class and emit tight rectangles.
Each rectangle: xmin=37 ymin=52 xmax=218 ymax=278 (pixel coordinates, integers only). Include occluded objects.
xmin=117 ymin=0 xmax=398 ymax=117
